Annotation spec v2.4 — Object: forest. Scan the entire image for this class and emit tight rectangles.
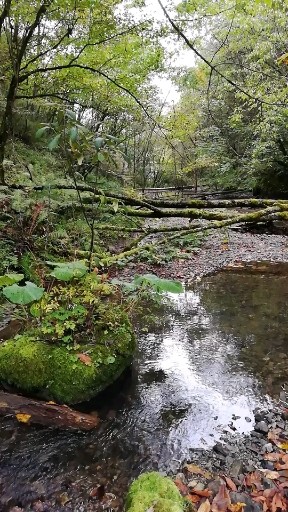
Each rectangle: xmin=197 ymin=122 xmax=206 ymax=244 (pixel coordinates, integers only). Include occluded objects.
xmin=0 ymin=1 xmax=288 ymax=511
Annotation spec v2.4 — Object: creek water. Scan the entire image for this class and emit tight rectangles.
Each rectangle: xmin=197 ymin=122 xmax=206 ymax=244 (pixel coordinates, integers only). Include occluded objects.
xmin=0 ymin=264 xmax=288 ymax=510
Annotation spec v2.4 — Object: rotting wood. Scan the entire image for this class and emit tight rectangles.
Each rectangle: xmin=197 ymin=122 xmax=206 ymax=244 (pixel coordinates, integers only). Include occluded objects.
xmin=0 ymin=391 xmax=100 ymax=431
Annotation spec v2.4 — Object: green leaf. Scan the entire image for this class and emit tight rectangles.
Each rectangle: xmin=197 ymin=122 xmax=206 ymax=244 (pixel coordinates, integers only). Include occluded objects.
xmin=3 ymin=282 xmax=44 ymax=305
xmin=106 ymin=356 xmax=115 ymax=364
xmin=112 ymin=200 xmax=119 ymax=213
xmin=48 ymin=133 xmax=61 ymax=151
xmin=35 ymin=126 xmax=50 ymax=139
xmin=94 ymin=137 xmax=105 ymax=150
xmin=69 ymin=126 xmax=78 ymax=142
xmin=47 ymin=260 xmax=88 ymax=281
xmin=0 ymin=273 xmax=24 ymax=287
xmin=134 ymin=274 xmax=183 ymax=294
xmin=65 ymin=110 xmax=77 ymax=121
xmin=97 ymin=152 xmax=105 ymax=162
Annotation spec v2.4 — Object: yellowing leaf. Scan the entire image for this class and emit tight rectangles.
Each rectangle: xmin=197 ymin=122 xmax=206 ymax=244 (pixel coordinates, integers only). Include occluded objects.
xmin=228 ymin=503 xmax=246 ymax=512
xmin=185 ymin=463 xmax=212 ymax=479
xmin=16 ymin=413 xmax=31 ymax=423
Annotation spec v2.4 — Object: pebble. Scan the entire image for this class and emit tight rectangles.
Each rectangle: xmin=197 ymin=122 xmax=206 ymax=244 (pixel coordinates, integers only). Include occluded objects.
xmin=187 ymin=480 xmax=198 ymax=488
xmin=213 ymin=443 xmax=231 ymax=457
xmin=263 ymin=443 xmax=273 ymax=453
xmin=245 ymin=417 xmax=252 ymax=422
xmin=193 ymin=482 xmax=205 ymax=491
xmin=254 ymin=421 xmax=269 ymax=434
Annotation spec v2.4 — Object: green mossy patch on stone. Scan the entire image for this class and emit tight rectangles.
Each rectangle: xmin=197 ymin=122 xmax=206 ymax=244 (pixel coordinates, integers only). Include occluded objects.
xmin=125 ymin=472 xmax=185 ymax=512
xmin=0 ymin=309 xmax=135 ymax=404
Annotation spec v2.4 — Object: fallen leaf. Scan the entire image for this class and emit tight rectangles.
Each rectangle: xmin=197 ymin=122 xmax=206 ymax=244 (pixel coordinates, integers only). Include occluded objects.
xmin=278 ymin=470 xmax=288 ymax=478
xmin=259 ymin=469 xmax=280 ymax=480
xmin=198 ymin=499 xmax=211 ymax=512
xmin=276 ymin=441 xmax=288 ymax=450
xmin=244 ymin=471 xmax=263 ymax=490
xmin=228 ymin=504 xmax=246 ymax=512
xmin=16 ymin=413 xmax=31 ymax=424
xmin=275 ymin=462 xmax=288 ymax=470
xmin=191 ymin=489 xmax=212 ymax=498
xmin=47 ymin=401 xmax=56 ymax=405
xmin=185 ymin=463 xmax=212 ymax=479
xmin=264 ymin=453 xmax=282 ymax=462
xmin=77 ymin=353 xmax=92 ymax=366
xmin=223 ymin=476 xmax=237 ymax=492
xmin=211 ymin=484 xmax=231 ymax=512
xmin=271 ymin=491 xmax=287 ymax=512
xmin=186 ymin=494 xmax=201 ymax=504
xmin=174 ymin=479 xmax=189 ymax=496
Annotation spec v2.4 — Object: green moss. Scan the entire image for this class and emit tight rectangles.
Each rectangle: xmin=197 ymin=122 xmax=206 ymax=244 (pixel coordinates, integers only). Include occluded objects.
xmin=125 ymin=472 xmax=185 ymax=512
xmin=0 ymin=337 xmax=49 ymax=390
xmin=0 ymin=309 xmax=135 ymax=404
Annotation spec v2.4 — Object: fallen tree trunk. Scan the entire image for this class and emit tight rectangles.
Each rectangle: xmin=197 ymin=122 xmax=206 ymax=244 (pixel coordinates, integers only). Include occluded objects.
xmin=101 ymin=206 xmax=282 ymax=266
xmin=0 ymin=391 xmax=100 ymax=431
xmin=140 ymin=198 xmax=288 ymax=209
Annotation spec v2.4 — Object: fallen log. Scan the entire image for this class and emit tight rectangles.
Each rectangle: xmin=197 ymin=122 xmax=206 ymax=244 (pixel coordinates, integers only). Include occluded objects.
xmin=0 ymin=391 xmax=100 ymax=431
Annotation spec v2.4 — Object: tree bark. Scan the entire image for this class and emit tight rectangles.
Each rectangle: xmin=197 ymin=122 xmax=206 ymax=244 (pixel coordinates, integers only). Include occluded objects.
xmin=0 ymin=391 xmax=100 ymax=431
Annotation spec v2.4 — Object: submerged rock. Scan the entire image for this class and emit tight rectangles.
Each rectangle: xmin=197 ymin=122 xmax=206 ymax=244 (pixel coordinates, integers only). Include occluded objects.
xmin=0 ymin=307 xmax=135 ymax=404
xmin=125 ymin=472 xmax=185 ymax=512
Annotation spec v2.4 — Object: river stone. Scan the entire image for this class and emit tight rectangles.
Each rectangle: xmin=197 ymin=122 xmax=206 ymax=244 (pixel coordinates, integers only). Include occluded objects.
xmin=0 ymin=306 xmax=135 ymax=404
xmin=125 ymin=472 xmax=185 ymax=512
xmin=213 ymin=443 xmax=231 ymax=457
xmin=254 ymin=421 xmax=269 ymax=434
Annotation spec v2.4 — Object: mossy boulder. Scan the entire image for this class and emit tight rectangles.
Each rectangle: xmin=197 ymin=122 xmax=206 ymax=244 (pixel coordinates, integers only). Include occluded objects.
xmin=125 ymin=472 xmax=185 ymax=512
xmin=0 ymin=309 xmax=135 ymax=404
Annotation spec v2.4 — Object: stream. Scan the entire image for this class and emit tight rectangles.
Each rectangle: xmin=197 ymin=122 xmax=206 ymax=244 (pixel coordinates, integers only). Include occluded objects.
xmin=0 ymin=264 xmax=288 ymax=511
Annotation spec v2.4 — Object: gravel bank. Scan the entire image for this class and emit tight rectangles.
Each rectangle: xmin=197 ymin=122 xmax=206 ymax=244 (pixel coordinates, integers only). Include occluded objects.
xmin=113 ymin=223 xmax=288 ymax=283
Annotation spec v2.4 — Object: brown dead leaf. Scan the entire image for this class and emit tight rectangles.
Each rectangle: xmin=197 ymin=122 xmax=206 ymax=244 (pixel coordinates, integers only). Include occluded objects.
xmin=264 ymin=453 xmax=283 ymax=462
xmin=275 ymin=462 xmax=288 ymax=470
xmin=211 ymin=484 xmax=231 ymax=512
xmin=223 ymin=476 xmax=237 ymax=492
xmin=271 ymin=491 xmax=287 ymax=512
xmin=174 ymin=479 xmax=189 ymax=496
xmin=191 ymin=489 xmax=212 ymax=498
xmin=198 ymin=499 xmax=211 ymax=512
xmin=186 ymin=494 xmax=201 ymax=504
xmin=259 ymin=469 xmax=280 ymax=480
xmin=244 ymin=471 xmax=263 ymax=490
xmin=77 ymin=353 xmax=92 ymax=366
xmin=185 ymin=463 xmax=212 ymax=479
xmin=278 ymin=469 xmax=288 ymax=478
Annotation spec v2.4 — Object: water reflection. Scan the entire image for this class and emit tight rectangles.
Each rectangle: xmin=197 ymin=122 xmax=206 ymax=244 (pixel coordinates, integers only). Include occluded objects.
xmin=1 ymin=267 xmax=286 ymax=508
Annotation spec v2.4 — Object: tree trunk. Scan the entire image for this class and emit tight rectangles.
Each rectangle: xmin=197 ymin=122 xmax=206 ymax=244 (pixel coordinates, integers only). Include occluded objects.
xmin=0 ymin=76 xmax=18 ymax=184
xmin=0 ymin=391 xmax=100 ymax=431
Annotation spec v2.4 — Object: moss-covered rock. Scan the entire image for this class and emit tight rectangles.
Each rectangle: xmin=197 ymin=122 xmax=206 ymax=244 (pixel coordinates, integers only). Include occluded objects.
xmin=125 ymin=472 xmax=185 ymax=512
xmin=0 ymin=310 xmax=135 ymax=404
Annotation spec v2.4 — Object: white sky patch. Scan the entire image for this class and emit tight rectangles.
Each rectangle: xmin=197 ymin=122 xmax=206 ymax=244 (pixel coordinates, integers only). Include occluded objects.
xmin=119 ymin=0 xmax=195 ymax=104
